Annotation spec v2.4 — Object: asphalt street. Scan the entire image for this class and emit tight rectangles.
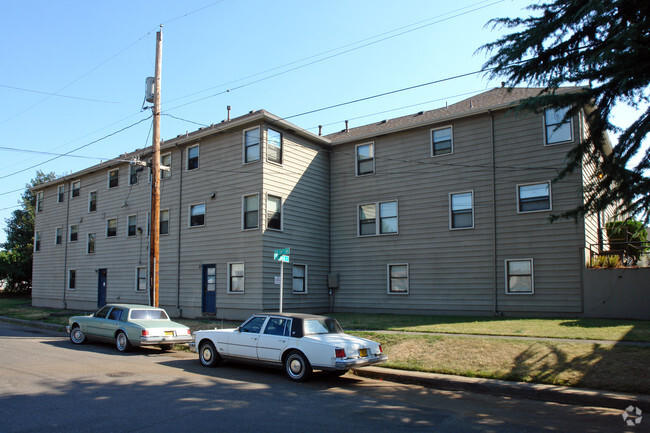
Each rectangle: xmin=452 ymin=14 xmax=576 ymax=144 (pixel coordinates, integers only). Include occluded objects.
xmin=0 ymin=322 xmax=645 ymax=433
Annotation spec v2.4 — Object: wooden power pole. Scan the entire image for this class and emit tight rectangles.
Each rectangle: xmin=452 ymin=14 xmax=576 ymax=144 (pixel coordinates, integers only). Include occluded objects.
xmin=150 ymin=26 xmax=162 ymax=307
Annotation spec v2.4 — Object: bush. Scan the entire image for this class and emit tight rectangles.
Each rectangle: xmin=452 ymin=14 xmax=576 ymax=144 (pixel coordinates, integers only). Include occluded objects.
xmin=605 ymin=220 xmax=648 ymax=262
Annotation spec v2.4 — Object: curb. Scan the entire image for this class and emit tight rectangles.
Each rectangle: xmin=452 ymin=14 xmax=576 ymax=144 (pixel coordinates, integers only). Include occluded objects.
xmin=352 ymin=366 xmax=650 ymax=411
xmin=0 ymin=316 xmax=67 ymax=333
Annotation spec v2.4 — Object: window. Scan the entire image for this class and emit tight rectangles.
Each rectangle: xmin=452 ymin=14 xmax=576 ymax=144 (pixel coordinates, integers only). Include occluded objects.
xmin=88 ymin=191 xmax=97 ymax=212
xmin=69 ymin=225 xmax=79 ymax=242
xmin=431 ymin=126 xmax=453 ymax=156
xmin=243 ymin=194 xmax=259 ymax=230
xmin=388 ymin=264 xmax=409 ymax=294
xmin=160 ymin=209 xmax=169 ymax=235
xmin=264 ymin=317 xmax=290 ymax=336
xmin=135 ymin=267 xmax=147 ymax=292
xmin=189 ymin=203 xmax=205 ymax=227
xmin=87 ymin=233 xmax=96 ymax=254
xmin=106 ymin=218 xmax=117 ymax=237
xmin=68 ymin=270 xmax=76 ymax=290
xmin=356 ymin=142 xmax=375 ymax=176
xmin=108 ymin=169 xmax=119 ymax=188
xmin=267 ymin=195 xmax=282 ymax=230
xmin=358 ymin=201 xmax=398 ymax=236
xmin=244 ymin=127 xmax=260 ymax=163
xmin=228 ymin=263 xmax=245 ymax=293
xmin=107 ymin=308 xmax=124 ymax=321
xmin=127 ymin=215 xmax=137 ymax=237
xmin=34 ymin=231 xmax=41 ymax=252
xmin=267 ymin=128 xmax=282 ymax=164
xmin=505 ymin=259 xmax=534 ymax=294
xmin=187 ymin=145 xmax=199 ymax=170
xmin=35 ymin=191 xmax=43 ymax=212
xmin=450 ymin=191 xmax=474 ymax=229
xmin=71 ymin=180 xmax=80 ymax=198
xmin=518 ymin=182 xmax=551 ymax=213
xmin=545 ymin=107 xmax=572 ymax=145
xmin=55 ymin=227 xmax=62 ymax=245
xmin=129 ymin=165 xmax=139 ymax=185
xmin=57 ymin=185 xmax=65 ymax=203
xmin=292 ymin=264 xmax=307 ymax=294
xmin=161 ymin=152 xmax=172 ymax=179
xmin=241 ymin=316 xmax=266 ymax=333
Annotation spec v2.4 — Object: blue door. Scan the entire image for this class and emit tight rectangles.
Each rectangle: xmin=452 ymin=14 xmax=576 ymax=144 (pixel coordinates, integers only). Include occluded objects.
xmin=97 ymin=268 xmax=107 ymax=307
xmin=202 ymin=265 xmax=216 ymax=314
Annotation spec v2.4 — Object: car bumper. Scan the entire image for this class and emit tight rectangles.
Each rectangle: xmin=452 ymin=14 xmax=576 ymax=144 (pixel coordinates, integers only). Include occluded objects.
xmin=334 ymin=354 xmax=388 ymax=370
xmin=139 ymin=336 xmax=193 ymax=346
xmin=65 ymin=325 xmax=71 ymax=334
xmin=189 ymin=342 xmax=197 ymax=352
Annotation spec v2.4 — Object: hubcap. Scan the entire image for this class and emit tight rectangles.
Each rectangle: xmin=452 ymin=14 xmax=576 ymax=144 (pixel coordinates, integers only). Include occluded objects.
xmin=290 ymin=358 xmax=302 ymax=374
xmin=202 ymin=348 xmax=212 ymax=362
xmin=73 ymin=330 xmax=82 ymax=341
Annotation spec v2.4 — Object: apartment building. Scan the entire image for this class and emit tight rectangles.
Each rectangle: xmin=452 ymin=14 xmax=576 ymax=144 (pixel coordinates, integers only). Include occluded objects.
xmin=32 ymin=87 xmax=604 ymax=319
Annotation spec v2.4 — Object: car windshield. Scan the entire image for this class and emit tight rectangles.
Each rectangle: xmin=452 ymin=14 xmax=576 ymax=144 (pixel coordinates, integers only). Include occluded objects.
xmin=303 ymin=318 xmax=343 ymax=335
xmin=130 ymin=309 xmax=169 ymax=320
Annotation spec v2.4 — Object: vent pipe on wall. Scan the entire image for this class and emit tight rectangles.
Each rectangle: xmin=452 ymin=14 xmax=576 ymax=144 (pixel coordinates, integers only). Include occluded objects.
xmin=227 ymin=106 xmax=231 ymax=121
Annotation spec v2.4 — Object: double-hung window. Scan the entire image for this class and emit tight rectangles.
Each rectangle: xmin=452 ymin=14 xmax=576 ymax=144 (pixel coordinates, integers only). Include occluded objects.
xmin=34 ymin=231 xmax=41 ymax=252
xmin=88 ymin=191 xmax=97 ymax=212
xmin=267 ymin=195 xmax=282 ymax=230
xmin=160 ymin=209 xmax=169 ymax=235
xmin=505 ymin=259 xmax=534 ymax=294
xmin=68 ymin=270 xmax=76 ymax=290
xmin=388 ymin=264 xmax=409 ymax=294
xmin=356 ymin=143 xmax=375 ymax=176
xmin=106 ymin=218 xmax=117 ymax=237
xmin=359 ymin=201 xmax=398 ymax=236
xmin=267 ymin=128 xmax=282 ymax=164
xmin=87 ymin=233 xmax=96 ymax=254
xmin=127 ymin=215 xmax=137 ymax=237
xmin=243 ymin=194 xmax=259 ymax=230
xmin=187 ymin=145 xmax=199 ymax=170
xmin=244 ymin=127 xmax=260 ymax=163
xmin=431 ymin=126 xmax=453 ymax=156
xmin=292 ymin=264 xmax=307 ymax=294
xmin=228 ymin=263 xmax=245 ymax=293
xmin=518 ymin=182 xmax=551 ymax=213
xmin=135 ymin=267 xmax=147 ymax=292
xmin=35 ymin=191 xmax=43 ymax=213
xmin=108 ymin=169 xmax=119 ymax=188
xmin=189 ymin=203 xmax=205 ymax=227
xmin=55 ymin=227 xmax=62 ymax=245
xmin=57 ymin=185 xmax=65 ymax=203
xmin=450 ymin=191 xmax=474 ymax=229
xmin=129 ymin=165 xmax=139 ymax=185
xmin=71 ymin=180 xmax=80 ymax=198
xmin=544 ymin=107 xmax=572 ymax=145
xmin=69 ymin=225 xmax=79 ymax=242
xmin=161 ymin=152 xmax=172 ymax=179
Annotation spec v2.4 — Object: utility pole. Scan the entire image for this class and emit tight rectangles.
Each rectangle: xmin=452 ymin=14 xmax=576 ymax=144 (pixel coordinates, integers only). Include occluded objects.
xmin=150 ymin=25 xmax=162 ymax=307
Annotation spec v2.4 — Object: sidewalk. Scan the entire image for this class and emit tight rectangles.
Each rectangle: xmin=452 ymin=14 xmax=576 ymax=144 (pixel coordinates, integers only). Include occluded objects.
xmin=2 ymin=315 xmax=649 ymax=411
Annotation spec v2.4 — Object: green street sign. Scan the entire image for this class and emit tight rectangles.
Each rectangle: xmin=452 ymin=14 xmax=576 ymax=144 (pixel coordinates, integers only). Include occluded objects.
xmin=274 ymin=248 xmax=290 ymax=261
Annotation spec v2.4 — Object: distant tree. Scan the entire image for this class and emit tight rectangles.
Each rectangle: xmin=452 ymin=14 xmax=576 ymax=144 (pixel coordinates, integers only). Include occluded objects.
xmin=0 ymin=171 xmax=57 ymax=295
xmin=480 ymin=0 xmax=650 ymax=223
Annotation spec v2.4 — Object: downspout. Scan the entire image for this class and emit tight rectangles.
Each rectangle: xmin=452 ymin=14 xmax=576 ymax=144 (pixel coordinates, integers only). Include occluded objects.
xmin=175 ymin=145 xmax=183 ymax=316
xmin=489 ymin=109 xmax=499 ymax=315
xmin=62 ymin=187 xmax=71 ymax=309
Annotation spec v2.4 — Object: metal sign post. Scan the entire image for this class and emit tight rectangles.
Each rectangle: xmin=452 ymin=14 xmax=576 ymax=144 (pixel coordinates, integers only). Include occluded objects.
xmin=274 ymin=248 xmax=290 ymax=313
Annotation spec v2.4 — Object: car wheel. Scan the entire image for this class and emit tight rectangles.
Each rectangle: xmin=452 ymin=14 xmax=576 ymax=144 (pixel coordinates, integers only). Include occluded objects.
xmin=159 ymin=344 xmax=174 ymax=351
xmin=116 ymin=331 xmax=130 ymax=352
xmin=69 ymin=325 xmax=87 ymax=344
xmin=284 ymin=351 xmax=312 ymax=382
xmin=199 ymin=341 xmax=221 ymax=367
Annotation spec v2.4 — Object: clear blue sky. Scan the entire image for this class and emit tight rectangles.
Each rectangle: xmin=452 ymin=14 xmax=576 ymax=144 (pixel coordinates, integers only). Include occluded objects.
xmin=0 ymin=0 xmax=643 ymax=245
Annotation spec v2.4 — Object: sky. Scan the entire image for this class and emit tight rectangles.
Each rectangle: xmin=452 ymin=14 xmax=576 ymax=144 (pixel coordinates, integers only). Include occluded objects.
xmin=0 ymin=0 xmax=645 ymax=245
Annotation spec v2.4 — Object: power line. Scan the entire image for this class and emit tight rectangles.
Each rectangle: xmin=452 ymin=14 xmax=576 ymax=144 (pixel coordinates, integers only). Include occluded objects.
xmin=0 ymin=84 xmax=127 ymax=105
xmin=0 ymin=146 xmax=118 ymax=161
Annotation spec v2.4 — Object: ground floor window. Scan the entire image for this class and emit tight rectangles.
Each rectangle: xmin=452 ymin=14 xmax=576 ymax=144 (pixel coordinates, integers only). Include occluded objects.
xmin=135 ymin=267 xmax=147 ymax=292
xmin=292 ymin=264 xmax=307 ymax=294
xmin=68 ymin=269 xmax=76 ymax=290
xmin=505 ymin=259 xmax=534 ymax=294
xmin=388 ymin=264 xmax=409 ymax=294
xmin=228 ymin=263 xmax=244 ymax=293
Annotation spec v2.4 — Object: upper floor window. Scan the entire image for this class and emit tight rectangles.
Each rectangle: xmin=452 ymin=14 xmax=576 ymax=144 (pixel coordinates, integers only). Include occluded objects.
xmin=431 ymin=126 xmax=453 ymax=156
xmin=228 ymin=262 xmax=245 ymax=293
xmin=129 ymin=165 xmax=139 ymax=185
xmin=517 ymin=182 xmax=551 ymax=213
xmin=267 ymin=128 xmax=282 ymax=164
xmin=108 ymin=169 xmax=119 ymax=189
xmin=267 ymin=195 xmax=282 ymax=231
xmin=161 ymin=152 xmax=172 ymax=179
xmin=71 ymin=180 xmax=80 ymax=198
xmin=187 ymin=145 xmax=199 ymax=170
xmin=127 ymin=215 xmax=137 ymax=237
xmin=88 ymin=191 xmax=97 ymax=213
xmin=292 ymin=264 xmax=307 ymax=294
xmin=189 ymin=203 xmax=205 ymax=227
xmin=69 ymin=224 xmax=79 ymax=242
xmin=243 ymin=194 xmax=259 ymax=230
xmin=505 ymin=259 xmax=534 ymax=294
xmin=388 ymin=264 xmax=409 ymax=294
xmin=35 ymin=191 xmax=43 ymax=213
xmin=544 ymin=107 xmax=572 ymax=145
xmin=244 ymin=127 xmax=260 ymax=163
xmin=359 ymin=200 xmax=398 ymax=236
xmin=34 ymin=231 xmax=41 ymax=252
xmin=57 ymin=185 xmax=65 ymax=203
xmin=160 ymin=209 xmax=169 ymax=235
xmin=450 ymin=191 xmax=474 ymax=229
xmin=55 ymin=227 xmax=62 ymax=245
xmin=87 ymin=233 xmax=96 ymax=254
xmin=106 ymin=218 xmax=117 ymax=237
xmin=356 ymin=143 xmax=375 ymax=176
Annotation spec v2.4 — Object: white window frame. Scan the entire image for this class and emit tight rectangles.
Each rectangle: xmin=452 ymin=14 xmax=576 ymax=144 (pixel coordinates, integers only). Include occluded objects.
xmin=68 ymin=269 xmax=76 ymax=290
xmin=161 ymin=152 xmax=172 ymax=179
xmin=505 ymin=258 xmax=534 ymax=294
xmin=71 ymin=180 xmax=81 ymax=198
xmin=292 ymin=264 xmax=308 ymax=294
xmin=69 ymin=224 xmax=79 ymax=242
xmin=517 ymin=181 xmax=552 ymax=213
xmin=88 ymin=191 xmax=97 ymax=213
xmin=430 ymin=125 xmax=453 ymax=157
xmin=357 ymin=200 xmax=399 ymax=237
xmin=106 ymin=217 xmax=118 ymax=238
xmin=187 ymin=144 xmax=200 ymax=171
xmin=160 ymin=209 xmax=170 ymax=235
xmin=266 ymin=127 xmax=283 ymax=165
xmin=266 ymin=194 xmax=283 ymax=231
xmin=135 ymin=267 xmax=148 ymax=292
xmin=243 ymin=126 xmax=261 ymax=164
xmin=228 ymin=262 xmax=245 ymax=294
xmin=387 ymin=263 xmax=409 ymax=295
xmin=189 ymin=203 xmax=206 ymax=228
xmin=34 ymin=231 xmax=41 ymax=252
xmin=107 ymin=168 xmax=119 ymax=189
xmin=355 ymin=142 xmax=375 ymax=176
xmin=242 ymin=193 xmax=260 ymax=230
xmin=57 ymin=185 xmax=65 ymax=203
xmin=449 ymin=191 xmax=474 ymax=230
xmin=127 ymin=214 xmax=138 ymax=237
xmin=35 ymin=191 xmax=43 ymax=213
xmin=55 ymin=227 xmax=62 ymax=245
xmin=87 ymin=233 xmax=96 ymax=254
xmin=544 ymin=107 xmax=573 ymax=146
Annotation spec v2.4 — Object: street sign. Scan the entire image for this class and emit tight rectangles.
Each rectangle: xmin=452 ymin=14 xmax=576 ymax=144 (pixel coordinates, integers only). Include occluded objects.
xmin=274 ymin=248 xmax=290 ymax=261
xmin=278 ymin=255 xmax=290 ymax=262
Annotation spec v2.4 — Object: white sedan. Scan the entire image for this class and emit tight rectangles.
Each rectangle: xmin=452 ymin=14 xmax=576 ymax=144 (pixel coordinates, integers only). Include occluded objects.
xmin=191 ymin=313 xmax=387 ymax=381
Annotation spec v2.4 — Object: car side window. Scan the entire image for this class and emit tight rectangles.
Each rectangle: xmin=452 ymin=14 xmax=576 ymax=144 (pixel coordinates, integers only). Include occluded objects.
xmin=107 ymin=308 xmax=123 ymax=321
xmin=263 ymin=318 xmax=290 ymax=336
xmin=240 ymin=316 xmax=266 ymax=334
xmin=95 ymin=306 xmax=111 ymax=319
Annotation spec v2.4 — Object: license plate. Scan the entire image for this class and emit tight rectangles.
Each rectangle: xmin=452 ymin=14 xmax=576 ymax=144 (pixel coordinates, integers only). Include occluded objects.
xmin=359 ymin=348 xmax=368 ymax=357
xmin=164 ymin=331 xmax=175 ymax=336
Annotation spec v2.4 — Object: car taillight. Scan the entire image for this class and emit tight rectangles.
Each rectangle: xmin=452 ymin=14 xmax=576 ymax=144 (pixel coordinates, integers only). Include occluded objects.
xmin=335 ymin=348 xmax=346 ymax=358
xmin=141 ymin=330 xmax=149 ymax=336
xmin=186 ymin=329 xmax=191 ymax=335
xmin=379 ymin=344 xmax=383 ymax=353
